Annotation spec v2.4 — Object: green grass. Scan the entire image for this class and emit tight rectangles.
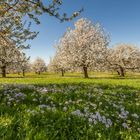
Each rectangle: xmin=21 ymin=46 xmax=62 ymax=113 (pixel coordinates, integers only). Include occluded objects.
xmin=0 ymin=72 xmax=140 ymax=139
xmin=0 ymin=72 xmax=140 ymax=89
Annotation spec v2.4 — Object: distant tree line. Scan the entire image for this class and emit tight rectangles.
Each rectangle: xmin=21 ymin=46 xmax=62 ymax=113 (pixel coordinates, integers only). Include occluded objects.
xmin=0 ymin=56 xmax=47 ymax=77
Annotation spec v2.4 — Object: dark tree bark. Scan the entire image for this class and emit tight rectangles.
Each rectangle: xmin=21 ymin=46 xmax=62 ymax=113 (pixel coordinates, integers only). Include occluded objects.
xmin=38 ymin=71 xmax=41 ymax=75
xmin=61 ymin=69 xmax=64 ymax=77
xmin=83 ymin=66 xmax=89 ymax=78
xmin=117 ymin=70 xmax=120 ymax=75
xmin=1 ymin=66 xmax=6 ymax=78
xmin=22 ymin=70 xmax=25 ymax=77
xmin=119 ymin=66 xmax=125 ymax=77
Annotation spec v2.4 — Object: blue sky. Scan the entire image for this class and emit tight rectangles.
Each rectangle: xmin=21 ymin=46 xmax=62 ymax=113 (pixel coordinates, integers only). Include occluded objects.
xmin=25 ymin=0 xmax=140 ymax=64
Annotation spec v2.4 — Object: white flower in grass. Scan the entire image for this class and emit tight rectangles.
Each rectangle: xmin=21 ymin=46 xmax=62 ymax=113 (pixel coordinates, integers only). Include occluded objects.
xmin=41 ymin=88 xmax=48 ymax=93
xmin=105 ymin=106 xmax=109 ymax=109
xmin=63 ymin=107 xmax=67 ymax=112
xmin=72 ymin=109 xmax=81 ymax=116
xmin=84 ymin=107 xmax=89 ymax=112
xmin=48 ymin=97 xmax=52 ymax=100
xmin=90 ymin=114 xmax=96 ymax=119
xmin=69 ymin=99 xmax=72 ymax=103
xmin=105 ymin=124 xmax=109 ymax=128
xmin=105 ymin=113 xmax=109 ymax=117
xmin=96 ymin=112 xmax=102 ymax=121
xmin=76 ymin=99 xmax=82 ymax=103
xmin=132 ymin=113 xmax=139 ymax=119
xmin=107 ymin=119 xmax=112 ymax=126
xmin=3 ymin=91 xmax=8 ymax=95
xmin=88 ymin=118 xmax=93 ymax=123
xmin=120 ymin=108 xmax=124 ymax=111
xmin=113 ymin=103 xmax=118 ymax=108
xmin=122 ymin=123 xmax=128 ymax=129
xmin=31 ymin=94 xmax=35 ymax=97
xmin=93 ymin=119 xmax=97 ymax=124
xmin=85 ymin=113 xmax=89 ymax=117
xmin=16 ymin=100 xmax=20 ymax=103
xmin=101 ymin=116 xmax=106 ymax=124
xmin=33 ymin=98 xmax=37 ymax=102
xmin=47 ymin=106 xmax=51 ymax=110
xmin=31 ymin=110 xmax=38 ymax=116
xmin=40 ymin=110 xmax=45 ymax=114
xmin=90 ymin=103 xmax=97 ymax=109
xmin=119 ymin=109 xmax=129 ymax=119
xmin=39 ymin=104 xmax=47 ymax=109
xmin=8 ymin=98 xmax=14 ymax=102
xmin=15 ymin=92 xmax=25 ymax=98
xmin=96 ymin=112 xmax=100 ymax=117
xmin=99 ymin=102 xmax=102 ymax=105
xmin=94 ymin=88 xmax=98 ymax=92
xmin=126 ymin=111 xmax=129 ymax=114
xmin=27 ymin=109 xmax=31 ymax=113
xmin=65 ymin=101 xmax=69 ymax=105
xmin=39 ymin=97 xmax=43 ymax=101
xmin=7 ymin=102 xmax=11 ymax=105
xmin=52 ymin=107 xmax=56 ymax=111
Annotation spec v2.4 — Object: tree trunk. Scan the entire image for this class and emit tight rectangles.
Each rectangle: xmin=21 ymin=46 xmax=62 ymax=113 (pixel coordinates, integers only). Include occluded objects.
xmin=119 ymin=66 xmax=125 ymax=77
xmin=61 ymin=69 xmax=64 ymax=77
xmin=23 ymin=70 xmax=25 ymax=77
xmin=83 ymin=66 xmax=89 ymax=78
xmin=1 ymin=66 xmax=6 ymax=78
xmin=117 ymin=70 xmax=120 ymax=75
xmin=38 ymin=71 xmax=40 ymax=75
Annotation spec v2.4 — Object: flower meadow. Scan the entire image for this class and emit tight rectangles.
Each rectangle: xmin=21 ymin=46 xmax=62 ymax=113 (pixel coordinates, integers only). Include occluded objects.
xmin=0 ymin=83 xmax=140 ymax=140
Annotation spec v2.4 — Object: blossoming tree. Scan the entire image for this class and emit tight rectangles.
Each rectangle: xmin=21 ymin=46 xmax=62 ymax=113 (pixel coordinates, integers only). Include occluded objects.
xmin=107 ymin=44 xmax=140 ymax=77
xmin=16 ymin=53 xmax=31 ymax=77
xmin=0 ymin=0 xmax=82 ymax=22
xmin=7 ymin=53 xmax=31 ymax=76
xmin=48 ymin=48 xmax=71 ymax=76
xmin=51 ymin=18 xmax=109 ymax=78
xmin=0 ymin=37 xmax=22 ymax=77
xmin=32 ymin=57 xmax=47 ymax=75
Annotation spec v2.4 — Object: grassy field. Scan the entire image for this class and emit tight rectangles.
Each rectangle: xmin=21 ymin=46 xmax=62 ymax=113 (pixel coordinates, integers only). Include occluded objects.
xmin=0 ymin=72 xmax=140 ymax=89
xmin=0 ymin=72 xmax=140 ymax=139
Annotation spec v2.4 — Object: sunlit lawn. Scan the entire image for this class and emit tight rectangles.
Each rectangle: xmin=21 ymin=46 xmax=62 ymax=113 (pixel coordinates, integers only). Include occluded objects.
xmin=0 ymin=72 xmax=140 ymax=139
xmin=0 ymin=72 xmax=140 ymax=89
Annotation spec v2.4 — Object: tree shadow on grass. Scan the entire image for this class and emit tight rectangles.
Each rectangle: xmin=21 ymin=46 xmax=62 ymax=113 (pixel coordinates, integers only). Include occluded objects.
xmin=60 ymin=74 xmax=140 ymax=80
xmin=1 ymin=76 xmax=140 ymax=80
xmin=33 ymin=82 xmax=140 ymax=91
